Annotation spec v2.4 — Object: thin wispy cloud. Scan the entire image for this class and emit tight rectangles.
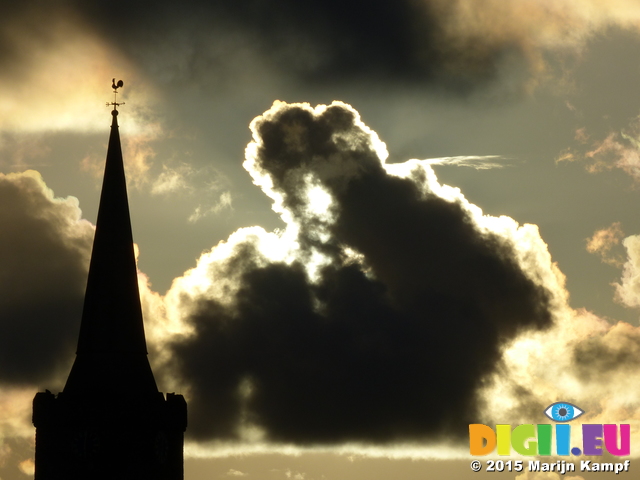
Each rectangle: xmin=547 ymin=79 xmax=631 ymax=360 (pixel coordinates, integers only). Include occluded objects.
xmin=421 ymin=155 xmax=508 ymax=170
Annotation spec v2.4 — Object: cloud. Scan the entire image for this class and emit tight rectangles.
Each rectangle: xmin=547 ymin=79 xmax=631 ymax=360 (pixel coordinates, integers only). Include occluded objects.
xmin=2 ymin=0 xmax=639 ymax=104
xmin=188 ymin=191 xmax=233 ymax=223
xmin=284 ymin=469 xmax=305 ymax=480
xmin=151 ymin=163 xmax=197 ymax=195
xmin=18 ymin=458 xmax=34 ymax=476
xmin=586 ymin=222 xmax=625 ymax=267
xmin=226 ymin=469 xmax=248 ymax=477
xmin=479 ymin=297 xmax=640 ymax=455
xmin=558 ymin=118 xmax=640 ymax=182
xmin=0 ymin=388 xmax=35 ymax=439
xmin=164 ymin=101 xmax=556 ymax=444
xmin=422 ymin=156 xmax=507 ymax=170
xmin=0 ymin=170 xmax=92 ymax=386
xmin=0 ymin=170 xmax=94 ymax=470
xmin=585 ymin=131 xmax=640 ymax=179
xmin=86 ymin=1 xmax=640 ymax=94
xmin=478 ymin=219 xmax=640 ymax=432
xmin=614 ymin=235 xmax=640 ymax=309
xmin=121 ymin=127 xmax=161 ymax=188
xmin=0 ymin=435 xmax=33 ymax=480
xmin=150 ymin=162 xmax=234 ymax=222
xmin=574 ymin=320 xmax=640 ymax=386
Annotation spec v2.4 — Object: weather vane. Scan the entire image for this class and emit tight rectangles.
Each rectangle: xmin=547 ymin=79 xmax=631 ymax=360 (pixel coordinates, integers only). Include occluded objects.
xmin=107 ymin=78 xmax=125 ymax=110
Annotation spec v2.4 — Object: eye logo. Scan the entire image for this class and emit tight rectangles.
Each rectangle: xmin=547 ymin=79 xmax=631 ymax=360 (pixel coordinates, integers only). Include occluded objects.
xmin=544 ymin=402 xmax=584 ymax=422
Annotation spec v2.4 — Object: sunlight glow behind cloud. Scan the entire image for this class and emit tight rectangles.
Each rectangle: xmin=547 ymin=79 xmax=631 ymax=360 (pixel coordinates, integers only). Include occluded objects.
xmin=0 ymin=12 xmax=157 ymax=135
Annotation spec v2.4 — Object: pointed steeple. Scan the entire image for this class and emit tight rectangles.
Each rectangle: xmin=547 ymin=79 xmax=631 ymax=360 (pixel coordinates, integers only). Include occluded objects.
xmin=63 ymin=108 xmax=158 ymax=397
xmin=34 ymin=87 xmax=186 ymax=480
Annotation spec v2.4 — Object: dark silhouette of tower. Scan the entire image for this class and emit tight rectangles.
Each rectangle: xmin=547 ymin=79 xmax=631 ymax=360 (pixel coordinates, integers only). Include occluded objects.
xmin=32 ymin=101 xmax=187 ymax=480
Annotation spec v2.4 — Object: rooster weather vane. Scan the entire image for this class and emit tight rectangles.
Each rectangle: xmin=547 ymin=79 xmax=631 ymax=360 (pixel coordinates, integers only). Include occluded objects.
xmin=107 ymin=78 xmax=125 ymax=110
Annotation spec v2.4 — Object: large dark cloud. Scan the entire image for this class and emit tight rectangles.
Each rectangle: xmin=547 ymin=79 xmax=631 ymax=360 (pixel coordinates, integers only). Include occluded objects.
xmin=111 ymin=1 xmax=442 ymax=82
xmin=69 ymin=0 xmax=472 ymax=88
xmin=169 ymin=102 xmax=554 ymax=444
xmin=0 ymin=0 xmax=572 ymax=94
xmin=0 ymin=171 xmax=92 ymax=385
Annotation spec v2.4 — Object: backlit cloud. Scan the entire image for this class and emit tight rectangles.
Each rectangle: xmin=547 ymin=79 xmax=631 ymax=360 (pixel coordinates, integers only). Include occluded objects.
xmin=164 ymin=101 xmax=556 ymax=444
xmin=161 ymin=102 xmax=640 ymax=456
xmin=0 ymin=170 xmax=92 ymax=386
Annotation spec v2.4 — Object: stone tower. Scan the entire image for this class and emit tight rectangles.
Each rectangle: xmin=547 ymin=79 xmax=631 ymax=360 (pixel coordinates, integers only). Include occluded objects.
xmin=33 ymin=101 xmax=187 ymax=480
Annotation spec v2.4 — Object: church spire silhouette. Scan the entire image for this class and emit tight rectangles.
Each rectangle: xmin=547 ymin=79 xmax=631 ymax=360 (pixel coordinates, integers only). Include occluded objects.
xmin=33 ymin=83 xmax=187 ymax=480
xmin=63 ymin=106 xmax=158 ymax=397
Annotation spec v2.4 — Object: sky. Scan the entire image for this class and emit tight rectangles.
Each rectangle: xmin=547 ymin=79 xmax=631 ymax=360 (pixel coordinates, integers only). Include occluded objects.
xmin=3 ymin=0 xmax=640 ymax=479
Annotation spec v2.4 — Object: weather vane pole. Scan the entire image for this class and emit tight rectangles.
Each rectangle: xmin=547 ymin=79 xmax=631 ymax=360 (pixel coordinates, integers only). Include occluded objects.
xmin=107 ymin=78 xmax=125 ymax=110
